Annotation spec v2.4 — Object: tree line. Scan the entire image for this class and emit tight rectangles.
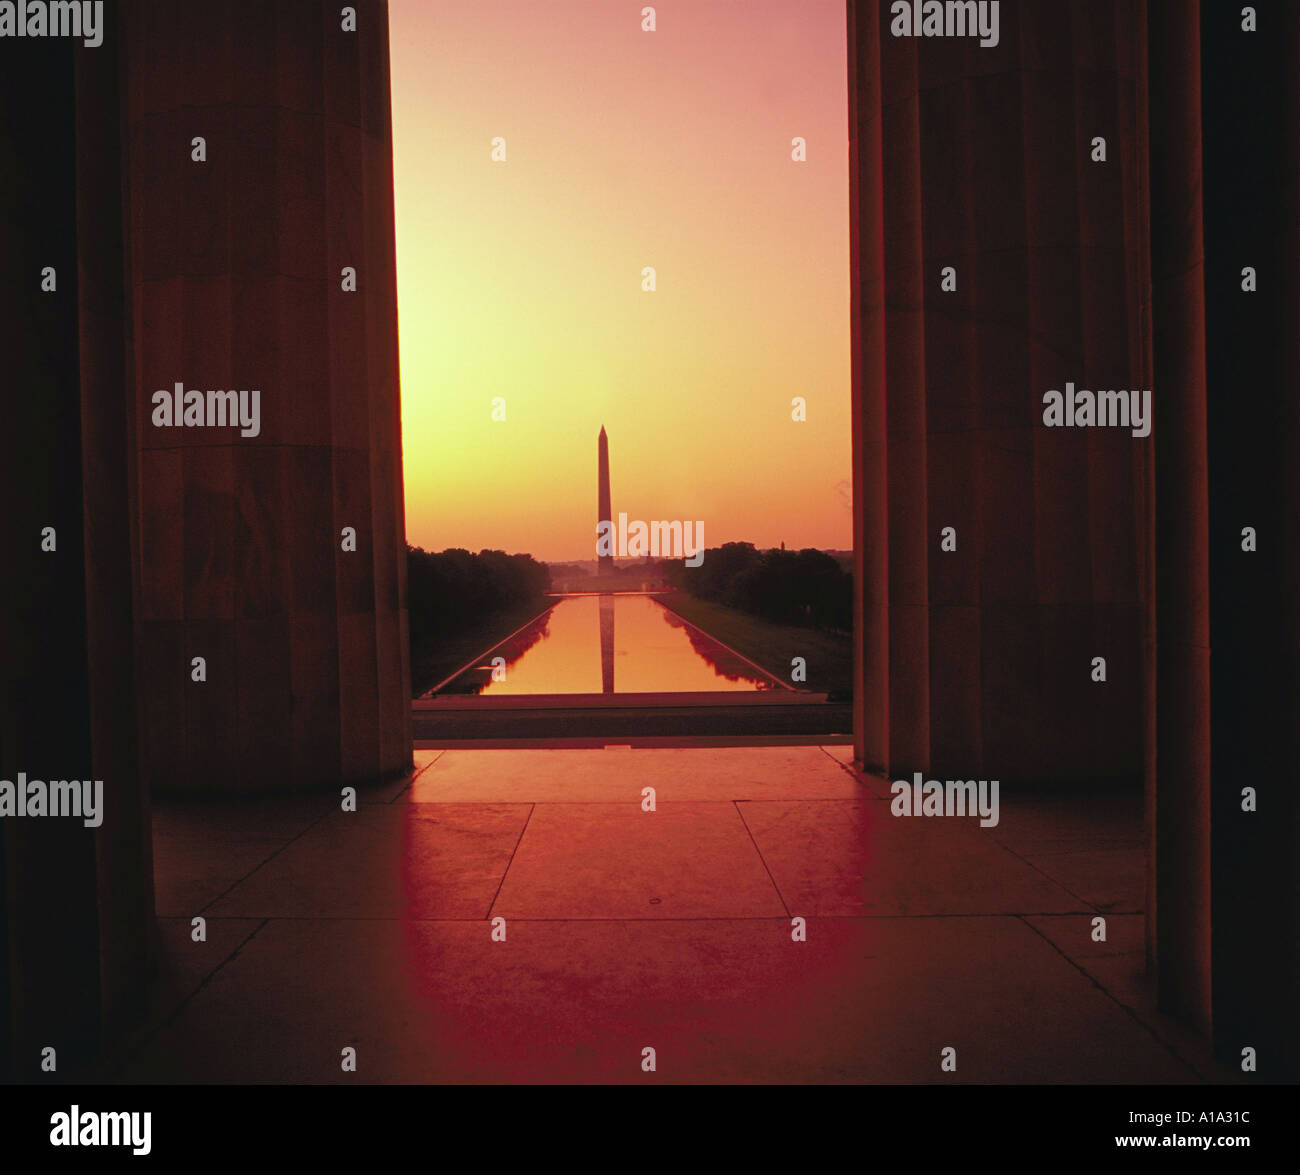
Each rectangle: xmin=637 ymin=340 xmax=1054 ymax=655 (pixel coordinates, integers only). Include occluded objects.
xmin=661 ymin=543 xmax=852 ymax=631
xmin=407 ymin=546 xmax=551 ymax=646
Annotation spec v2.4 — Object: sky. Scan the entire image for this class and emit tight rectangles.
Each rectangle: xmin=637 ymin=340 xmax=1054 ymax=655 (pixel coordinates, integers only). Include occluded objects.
xmin=389 ymin=0 xmax=851 ymax=563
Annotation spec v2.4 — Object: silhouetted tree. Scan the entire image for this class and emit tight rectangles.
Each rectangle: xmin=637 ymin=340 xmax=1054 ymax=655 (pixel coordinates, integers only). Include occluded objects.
xmin=407 ymin=546 xmax=551 ymax=653
xmin=667 ymin=543 xmax=851 ymax=632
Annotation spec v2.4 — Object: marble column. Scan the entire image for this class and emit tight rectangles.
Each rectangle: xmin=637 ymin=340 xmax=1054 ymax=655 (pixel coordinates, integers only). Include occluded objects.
xmin=122 ymin=0 xmax=411 ymax=794
xmin=848 ymin=0 xmax=1150 ymax=787
xmin=0 ymin=25 xmax=152 ymax=1076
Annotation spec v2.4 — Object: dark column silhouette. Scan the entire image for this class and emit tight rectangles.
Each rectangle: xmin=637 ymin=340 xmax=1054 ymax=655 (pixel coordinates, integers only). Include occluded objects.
xmin=0 ymin=34 xmax=99 ymax=1082
xmin=847 ymin=0 xmax=889 ymax=776
xmin=848 ymin=0 xmax=1149 ymax=787
xmin=120 ymin=0 xmax=411 ymax=795
xmin=1198 ymin=0 xmax=1300 ymax=1075
xmin=75 ymin=13 xmax=156 ymax=1051
xmin=0 ymin=28 xmax=152 ymax=1078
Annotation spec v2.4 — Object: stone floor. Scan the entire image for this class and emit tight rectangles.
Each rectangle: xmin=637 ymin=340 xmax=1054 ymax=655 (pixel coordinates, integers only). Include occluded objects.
xmin=114 ymin=746 xmax=1236 ymax=1084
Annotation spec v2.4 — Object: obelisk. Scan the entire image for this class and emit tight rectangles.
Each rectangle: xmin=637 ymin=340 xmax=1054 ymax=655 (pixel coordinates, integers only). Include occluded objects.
xmin=597 ymin=425 xmax=612 ymax=572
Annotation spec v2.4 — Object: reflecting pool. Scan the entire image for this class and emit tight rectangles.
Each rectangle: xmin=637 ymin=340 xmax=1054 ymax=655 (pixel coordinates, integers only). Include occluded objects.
xmin=434 ymin=594 xmax=784 ymax=695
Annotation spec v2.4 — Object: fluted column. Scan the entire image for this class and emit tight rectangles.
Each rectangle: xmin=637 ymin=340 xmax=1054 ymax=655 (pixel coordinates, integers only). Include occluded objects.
xmin=0 ymin=22 xmax=152 ymax=1076
xmin=122 ymin=0 xmax=411 ymax=794
xmin=848 ymin=0 xmax=1150 ymax=787
xmin=879 ymin=17 xmax=931 ymax=777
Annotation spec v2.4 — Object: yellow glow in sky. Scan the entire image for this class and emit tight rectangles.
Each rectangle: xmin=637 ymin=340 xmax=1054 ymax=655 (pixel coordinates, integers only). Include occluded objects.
xmin=389 ymin=0 xmax=851 ymax=562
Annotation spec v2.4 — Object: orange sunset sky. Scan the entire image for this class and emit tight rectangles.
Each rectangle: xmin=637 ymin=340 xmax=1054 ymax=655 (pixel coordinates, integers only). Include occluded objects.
xmin=389 ymin=0 xmax=851 ymax=563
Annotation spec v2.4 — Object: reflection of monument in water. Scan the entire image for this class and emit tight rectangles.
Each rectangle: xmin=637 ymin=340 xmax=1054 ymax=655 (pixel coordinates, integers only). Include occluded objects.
xmin=598 ymin=425 xmax=614 ymax=691
xmin=599 ymin=596 xmax=614 ymax=693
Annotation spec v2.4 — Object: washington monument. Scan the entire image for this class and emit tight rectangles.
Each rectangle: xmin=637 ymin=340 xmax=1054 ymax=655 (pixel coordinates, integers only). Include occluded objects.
xmin=597 ymin=425 xmax=612 ymax=572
